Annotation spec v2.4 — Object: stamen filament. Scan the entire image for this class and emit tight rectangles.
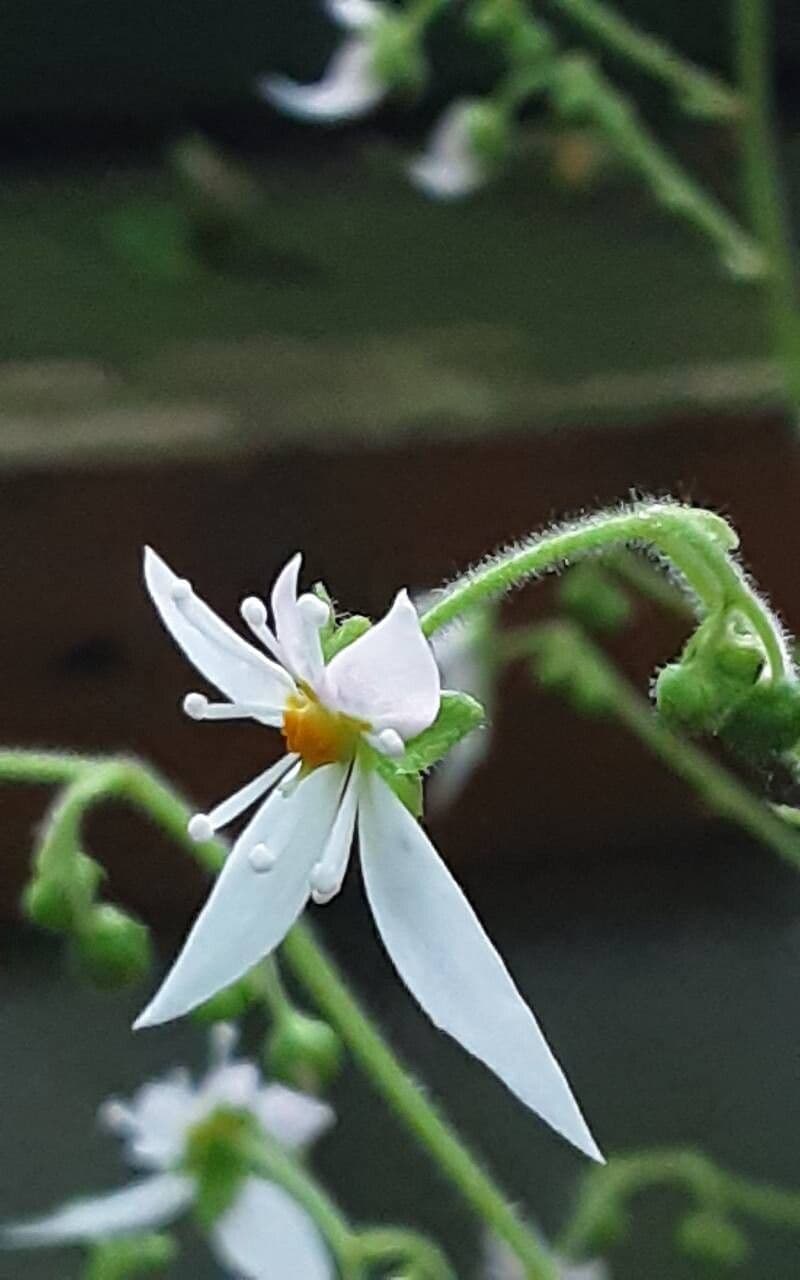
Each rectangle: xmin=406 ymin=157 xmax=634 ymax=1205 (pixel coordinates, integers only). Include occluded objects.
xmin=187 ymin=754 xmax=298 ymax=842
xmin=241 ymin=595 xmax=289 ymax=666
xmin=310 ymin=765 xmax=360 ymax=904
xmin=183 ymin=692 xmax=284 ymax=724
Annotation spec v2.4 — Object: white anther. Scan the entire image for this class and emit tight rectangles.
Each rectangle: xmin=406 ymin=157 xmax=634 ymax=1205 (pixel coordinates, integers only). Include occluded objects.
xmin=312 ymin=885 xmax=338 ymax=906
xmin=249 ymin=842 xmax=278 ymax=873
xmin=375 ymin=728 xmax=405 ymax=758
xmin=183 ymin=692 xmax=209 ymax=720
xmin=310 ymin=859 xmax=340 ymax=898
xmin=98 ymin=1099 xmax=134 ymax=1134
xmin=297 ymin=593 xmax=330 ymax=628
xmin=188 ymin=813 xmax=215 ymax=843
xmin=241 ymin=596 xmax=268 ymax=628
xmin=171 ymin=578 xmax=193 ymax=603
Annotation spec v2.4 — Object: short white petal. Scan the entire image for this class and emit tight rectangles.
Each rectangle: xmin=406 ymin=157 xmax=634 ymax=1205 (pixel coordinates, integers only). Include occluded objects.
xmin=144 ymin=548 xmax=294 ymax=706
xmin=326 ymin=589 xmax=440 ymax=739
xmin=267 ymin=554 xmax=326 ymax=690
xmin=255 ymin=1085 xmax=335 ymax=1150
xmin=257 ymin=39 xmax=384 ymax=123
xmin=2 ymin=1175 xmax=192 ymax=1248
xmin=119 ymin=1073 xmax=198 ymax=1169
xmin=212 ymin=1178 xmax=333 ymax=1280
xmin=200 ymin=1061 xmax=261 ymax=1114
xmin=358 ymin=772 xmax=603 ymax=1162
xmin=326 ymin=0 xmax=383 ymax=30
xmin=134 ymin=765 xmax=347 ymax=1028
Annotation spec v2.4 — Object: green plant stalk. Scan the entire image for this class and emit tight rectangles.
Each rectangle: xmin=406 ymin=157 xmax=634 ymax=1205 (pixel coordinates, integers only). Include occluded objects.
xmin=523 ymin=620 xmax=800 ymax=870
xmin=545 ymin=0 xmax=740 ymax=118
xmin=419 ymin=502 xmax=789 ymax=680
xmin=356 ymin=1226 xmax=456 ymax=1278
xmin=247 ymin=1134 xmax=362 ymax=1276
xmin=0 ymin=748 xmax=558 ymax=1280
xmin=735 ymin=0 xmax=800 ymax=416
xmin=558 ymin=1148 xmax=800 ymax=1258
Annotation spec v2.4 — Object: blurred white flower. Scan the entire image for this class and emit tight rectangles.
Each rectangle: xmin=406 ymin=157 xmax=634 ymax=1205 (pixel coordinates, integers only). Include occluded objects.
xmin=484 ymin=1231 xmax=611 ymax=1280
xmin=257 ymin=0 xmax=386 ymax=122
xmin=135 ymin=549 xmax=602 ymax=1163
xmin=3 ymin=1025 xmax=335 ymax=1278
xmin=409 ymin=99 xmax=487 ymax=198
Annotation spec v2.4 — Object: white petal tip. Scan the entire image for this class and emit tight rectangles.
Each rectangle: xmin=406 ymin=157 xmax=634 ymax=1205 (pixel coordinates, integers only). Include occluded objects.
xmin=241 ymin=596 xmax=268 ymax=628
xmin=297 ymin=594 xmax=330 ymax=628
xmin=188 ymin=813 xmax=215 ymax=843
xmin=248 ymin=842 xmax=278 ymax=873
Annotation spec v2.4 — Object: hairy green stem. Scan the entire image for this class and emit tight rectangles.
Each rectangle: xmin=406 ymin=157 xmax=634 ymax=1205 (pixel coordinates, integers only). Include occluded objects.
xmin=735 ymin=0 xmax=800 ymax=416
xmin=545 ymin=0 xmax=740 ymax=119
xmin=419 ymin=502 xmax=789 ymax=680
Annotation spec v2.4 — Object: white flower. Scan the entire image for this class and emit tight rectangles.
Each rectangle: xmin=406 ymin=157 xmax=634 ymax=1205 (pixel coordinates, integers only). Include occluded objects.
xmin=484 ymin=1232 xmax=611 ymax=1280
xmin=257 ymin=0 xmax=386 ymax=122
xmin=409 ymin=99 xmax=489 ymax=199
xmin=425 ymin=604 xmax=494 ymax=811
xmin=3 ymin=1026 xmax=335 ymax=1278
xmin=134 ymin=548 xmax=602 ymax=1163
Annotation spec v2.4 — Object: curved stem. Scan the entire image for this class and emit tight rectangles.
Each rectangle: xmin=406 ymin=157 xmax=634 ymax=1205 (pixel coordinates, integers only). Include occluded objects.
xmin=736 ymin=0 xmax=800 ymax=416
xmin=420 ymin=502 xmax=790 ymax=679
xmin=356 ymin=1226 xmax=456 ymax=1278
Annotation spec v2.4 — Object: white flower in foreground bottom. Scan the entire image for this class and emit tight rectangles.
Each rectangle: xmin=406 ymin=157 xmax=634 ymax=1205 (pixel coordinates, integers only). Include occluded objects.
xmin=257 ymin=0 xmax=386 ymax=122
xmin=484 ymin=1232 xmax=610 ymax=1280
xmin=135 ymin=547 xmax=602 ymax=1163
xmin=3 ymin=1026 xmax=334 ymax=1279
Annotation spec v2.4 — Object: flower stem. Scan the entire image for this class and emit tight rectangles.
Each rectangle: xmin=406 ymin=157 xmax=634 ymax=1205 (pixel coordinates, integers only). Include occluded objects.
xmin=356 ymin=1226 xmax=456 ymax=1278
xmin=735 ymin=0 xmax=800 ymax=416
xmin=281 ymin=922 xmax=560 ymax=1280
xmin=420 ymin=502 xmax=790 ymax=681
xmin=545 ymin=0 xmax=740 ymax=119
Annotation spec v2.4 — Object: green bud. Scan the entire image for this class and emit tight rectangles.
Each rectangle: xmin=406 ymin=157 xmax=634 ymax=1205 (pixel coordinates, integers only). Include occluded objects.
xmin=23 ymin=852 xmax=103 ymax=933
xmin=677 ymin=1211 xmax=749 ymax=1267
xmin=266 ymin=1012 xmax=343 ymax=1091
xmin=654 ymin=662 xmax=719 ymax=734
xmin=465 ymin=102 xmax=511 ymax=169
xmin=720 ymin=677 xmax=800 ymax=760
xmin=74 ymin=905 xmax=152 ymax=988
xmin=371 ymin=17 xmax=426 ymax=95
xmin=185 ymin=1108 xmax=258 ymax=1228
xmin=467 ymin=0 xmax=520 ymax=42
xmin=193 ymin=977 xmax=255 ymax=1025
xmin=559 ymin=564 xmax=631 ymax=633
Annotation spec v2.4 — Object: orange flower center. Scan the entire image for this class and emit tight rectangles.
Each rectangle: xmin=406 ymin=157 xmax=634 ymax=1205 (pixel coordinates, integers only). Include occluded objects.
xmin=281 ymin=689 xmax=367 ymax=768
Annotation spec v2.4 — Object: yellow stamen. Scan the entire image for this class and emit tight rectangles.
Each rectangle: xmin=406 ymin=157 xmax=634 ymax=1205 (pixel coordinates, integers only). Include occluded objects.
xmin=282 ymin=689 xmax=366 ymax=767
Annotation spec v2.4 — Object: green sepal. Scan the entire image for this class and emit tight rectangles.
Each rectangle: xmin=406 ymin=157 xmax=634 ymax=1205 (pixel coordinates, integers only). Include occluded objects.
xmin=373 ymin=756 xmax=424 ymax=818
xmin=84 ymin=1234 xmax=178 ymax=1280
xmin=185 ymin=1108 xmax=259 ymax=1230
xmin=322 ymin=615 xmax=372 ymax=662
xmin=311 ymin=582 xmax=336 ymax=649
xmin=388 ymin=692 xmax=486 ymax=775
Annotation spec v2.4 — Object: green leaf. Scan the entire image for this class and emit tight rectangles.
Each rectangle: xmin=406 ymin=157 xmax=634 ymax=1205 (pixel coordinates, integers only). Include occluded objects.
xmin=390 ymin=692 xmax=486 ymax=775
xmin=322 ymin=615 xmax=372 ymax=662
xmin=374 ymin=758 xmax=424 ymax=817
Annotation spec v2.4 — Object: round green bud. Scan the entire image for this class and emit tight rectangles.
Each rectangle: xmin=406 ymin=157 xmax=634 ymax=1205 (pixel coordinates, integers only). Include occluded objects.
xmin=23 ymin=852 xmax=103 ymax=933
xmin=677 ymin=1211 xmax=748 ymax=1267
xmin=654 ymin=662 xmax=717 ymax=734
xmin=721 ymin=677 xmax=800 ymax=760
xmin=559 ymin=564 xmax=631 ymax=633
xmin=371 ymin=18 xmax=426 ymax=95
xmin=466 ymin=102 xmax=511 ymax=168
xmin=193 ymin=978 xmax=255 ymax=1025
xmin=266 ymin=1012 xmax=343 ymax=1091
xmin=74 ymin=904 xmax=152 ymax=988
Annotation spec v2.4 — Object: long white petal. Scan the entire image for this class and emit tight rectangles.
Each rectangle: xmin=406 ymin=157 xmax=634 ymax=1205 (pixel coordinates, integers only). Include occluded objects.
xmin=257 ymin=39 xmax=384 ymax=123
xmin=134 ymin=765 xmax=347 ymax=1028
xmin=409 ymin=101 xmax=485 ymax=200
xmin=2 ymin=1175 xmax=192 ymax=1248
xmin=212 ymin=1178 xmax=333 ymax=1280
xmin=144 ymin=548 xmax=294 ymax=707
xmin=358 ymin=771 xmax=602 ymax=1162
xmin=255 ymin=1085 xmax=335 ymax=1150
xmin=326 ymin=590 xmax=440 ymax=739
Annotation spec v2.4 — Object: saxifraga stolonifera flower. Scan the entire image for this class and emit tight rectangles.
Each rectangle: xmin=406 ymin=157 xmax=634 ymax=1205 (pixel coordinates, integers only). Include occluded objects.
xmin=134 ymin=548 xmax=602 ymax=1163
xmin=3 ymin=1026 xmax=335 ymax=1277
